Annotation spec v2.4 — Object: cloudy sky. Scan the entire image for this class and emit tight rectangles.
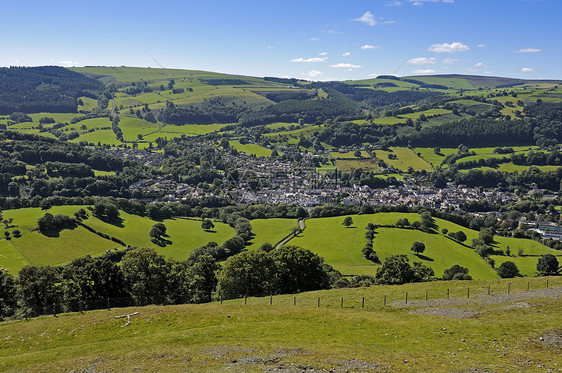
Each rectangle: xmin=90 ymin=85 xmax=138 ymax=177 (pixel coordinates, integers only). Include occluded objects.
xmin=1 ymin=0 xmax=560 ymax=80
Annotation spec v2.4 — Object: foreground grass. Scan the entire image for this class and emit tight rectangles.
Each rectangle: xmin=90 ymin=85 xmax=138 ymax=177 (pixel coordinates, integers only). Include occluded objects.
xmin=1 ymin=277 xmax=560 ymax=372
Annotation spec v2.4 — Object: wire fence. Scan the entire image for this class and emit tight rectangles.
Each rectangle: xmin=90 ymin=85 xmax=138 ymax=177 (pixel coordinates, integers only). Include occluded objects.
xmin=23 ymin=278 xmax=559 ymax=319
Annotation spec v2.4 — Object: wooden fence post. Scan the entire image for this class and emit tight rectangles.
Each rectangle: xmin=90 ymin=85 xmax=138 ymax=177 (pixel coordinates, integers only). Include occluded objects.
xmin=362 ymin=297 xmax=365 ymax=309
xmin=384 ymin=295 xmax=386 ymax=306
xmin=405 ymin=292 xmax=408 ymax=304
xmin=447 ymin=289 xmax=449 ymax=299
xmin=425 ymin=290 xmax=428 ymax=301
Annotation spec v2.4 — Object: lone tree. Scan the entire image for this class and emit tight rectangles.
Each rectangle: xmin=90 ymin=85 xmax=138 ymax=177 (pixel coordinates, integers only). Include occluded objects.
xmin=497 ymin=261 xmax=520 ymax=278
xmin=536 ymin=254 xmax=559 ymax=276
xmin=201 ymin=219 xmax=215 ymax=231
xmin=149 ymin=223 xmax=167 ymax=240
xmin=410 ymin=241 xmax=426 ymax=255
xmin=342 ymin=216 xmax=353 ymax=228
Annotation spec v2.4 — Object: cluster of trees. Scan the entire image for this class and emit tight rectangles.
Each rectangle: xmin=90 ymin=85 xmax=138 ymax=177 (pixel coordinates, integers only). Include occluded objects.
xmin=37 ymin=213 xmax=75 ymax=232
xmin=0 ymin=66 xmax=103 ymax=114
xmin=157 ymin=99 xmax=248 ymax=125
xmin=374 ymin=255 xmax=434 ymax=285
xmin=0 ymin=246 xmax=336 ymax=319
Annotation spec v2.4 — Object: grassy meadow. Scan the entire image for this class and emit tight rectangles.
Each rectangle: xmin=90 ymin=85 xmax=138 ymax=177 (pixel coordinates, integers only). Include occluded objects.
xmin=1 ymin=276 xmax=560 ymax=372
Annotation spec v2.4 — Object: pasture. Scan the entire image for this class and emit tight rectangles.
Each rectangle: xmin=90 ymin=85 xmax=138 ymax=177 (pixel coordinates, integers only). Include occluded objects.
xmin=374 ymin=147 xmax=433 ymax=172
xmin=1 ymin=276 xmax=560 ymax=372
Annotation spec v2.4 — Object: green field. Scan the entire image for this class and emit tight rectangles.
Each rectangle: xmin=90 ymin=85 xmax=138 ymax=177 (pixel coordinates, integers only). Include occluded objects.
xmin=246 ymin=218 xmax=299 ymax=250
xmin=1 ymin=206 xmax=122 ymax=274
xmin=374 ymin=147 xmax=433 ymax=172
xmin=80 ymin=211 xmax=235 ymax=261
xmin=1 ymin=276 xmax=560 ymax=372
xmin=229 ymin=140 xmax=272 ymax=157
xmin=330 ymin=151 xmax=370 ymax=159
xmin=288 ymin=213 xmax=557 ymax=278
xmin=0 ymin=206 xmax=236 ymax=274
xmin=334 ymin=158 xmax=380 ymax=172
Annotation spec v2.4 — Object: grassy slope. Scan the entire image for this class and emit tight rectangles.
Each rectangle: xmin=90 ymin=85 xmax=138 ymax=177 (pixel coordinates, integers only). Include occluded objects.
xmin=246 ymin=218 xmax=299 ymax=250
xmin=374 ymin=147 xmax=433 ymax=172
xmin=229 ymin=140 xmax=272 ymax=157
xmin=1 ymin=206 xmax=120 ymax=273
xmin=0 ymin=207 xmax=236 ymax=273
xmin=1 ymin=277 xmax=561 ymax=372
xmin=82 ymin=211 xmax=235 ymax=261
xmin=289 ymin=213 xmax=557 ymax=278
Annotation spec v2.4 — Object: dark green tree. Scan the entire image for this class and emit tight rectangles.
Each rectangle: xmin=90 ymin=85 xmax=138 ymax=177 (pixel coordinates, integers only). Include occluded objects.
xmin=443 ymin=265 xmax=472 ymax=280
xmin=121 ymin=248 xmax=171 ymax=305
xmin=497 ymin=261 xmax=520 ymax=278
xmin=536 ymin=254 xmax=559 ymax=276
xmin=217 ymin=250 xmax=279 ymax=299
xmin=410 ymin=241 xmax=426 ymax=255
xmin=201 ymin=219 xmax=215 ymax=231
xmin=0 ymin=271 xmax=16 ymax=318
xmin=17 ymin=265 xmax=61 ymax=317
xmin=271 ymin=245 xmax=330 ymax=294
xmin=342 ymin=216 xmax=353 ymax=228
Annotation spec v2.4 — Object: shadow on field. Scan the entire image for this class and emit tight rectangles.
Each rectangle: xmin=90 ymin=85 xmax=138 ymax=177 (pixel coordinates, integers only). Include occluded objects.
xmin=416 ymin=254 xmax=434 ymax=262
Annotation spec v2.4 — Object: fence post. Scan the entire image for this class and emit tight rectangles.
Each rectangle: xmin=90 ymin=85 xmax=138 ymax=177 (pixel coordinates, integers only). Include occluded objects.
xmin=362 ymin=297 xmax=365 ymax=309
xmin=294 ymin=296 xmax=296 ymax=306
xmin=384 ymin=295 xmax=386 ymax=306
xmin=425 ymin=290 xmax=428 ymax=301
xmin=340 ymin=297 xmax=343 ymax=308
xmin=220 ymin=295 xmax=223 ymax=305
xmin=270 ymin=296 xmax=272 ymax=305
xmin=508 ymin=283 xmax=510 ymax=294
xmin=107 ymin=298 xmax=110 ymax=310
xmin=488 ymin=285 xmax=490 ymax=295
xmin=52 ymin=303 xmax=57 ymax=317
xmin=527 ymin=282 xmax=529 ymax=292
xmin=467 ymin=287 xmax=470 ymax=299
xmin=447 ymin=289 xmax=449 ymax=299
xmin=405 ymin=292 xmax=408 ymax=304
xmin=546 ymin=279 xmax=549 ymax=289
xmin=317 ymin=297 xmax=320 ymax=307
xmin=244 ymin=296 xmax=247 ymax=305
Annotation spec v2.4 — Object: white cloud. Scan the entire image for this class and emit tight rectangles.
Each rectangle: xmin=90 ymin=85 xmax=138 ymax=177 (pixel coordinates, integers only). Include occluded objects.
xmin=521 ymin=67 xmax=534 ymax=73
xmin=330 ymin=63 xmax=362 ymax=69
xmin=428 ymin=42 xmax=469 ymax=53
xmin=308 ymin=70 xmax=323 ymax=78
xmin=291 ymin=57 xmax=328 ymax=63
xmin=322 ymin=30 xmax=343 ymax=35
xmin=310 ymin=37 xmax=319 ymax=41
xmin=483 ymin=71 xmax=492 ymax=75
xmin=412 ymin=69 xmax=435 ymax=74
xmin=342 ymin=52 xmax=351 ymax=57
xmin=382 ymin=20 xmax=395 ymax=25
xmin=353 ymin=11 xmax=377 ymax=26
xmin=408 ymin=57 xmax=436 ymax=65
xmin=412 ymin=2 xmax=423 ymax=6
xmin=266 ymin=45 xmax=275 ymax=49
xmin=319 ymin=52 xmax=328 ymax=56
xmin=361 ymin=44 xmax=377 ymax=50
xmin=385 ymin=0 xmax=402 ymax=6
xmin=59 ymin=60 xmax=79 ymax=67
xmin=478 ymin=44 xmax=485 ymax=48
xmin=443 ymin=58 xmax=458 ymax=64
xmin=475 ymin=62 xmax=485 ymax=67
xmin=515 ymin=48 xmax=542 ymax=53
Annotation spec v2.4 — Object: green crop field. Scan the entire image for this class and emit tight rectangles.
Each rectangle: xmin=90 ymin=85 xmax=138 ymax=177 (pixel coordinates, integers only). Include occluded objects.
xmin=229 ymin=140 xmax=272 ymax=157
xmin=374 ymin=147 xmax=433 ymax=172
xmin=2 ymin=276 xmax=560 ymax=372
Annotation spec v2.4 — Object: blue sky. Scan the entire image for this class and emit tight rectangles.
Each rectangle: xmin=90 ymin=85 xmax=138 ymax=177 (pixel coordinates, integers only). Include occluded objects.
xmin=1 ymin=0 xmax=560 ymax=80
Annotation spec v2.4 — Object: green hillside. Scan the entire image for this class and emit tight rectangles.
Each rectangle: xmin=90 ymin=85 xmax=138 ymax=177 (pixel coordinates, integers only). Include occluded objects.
xmin=1 ymin=276 xmax=560 ymax=372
